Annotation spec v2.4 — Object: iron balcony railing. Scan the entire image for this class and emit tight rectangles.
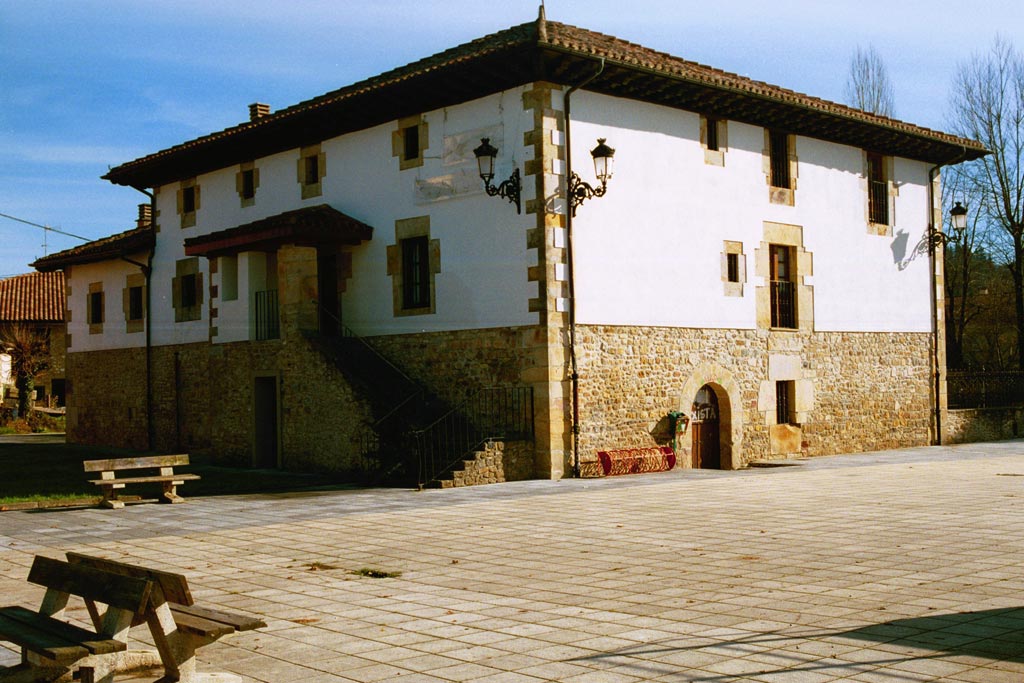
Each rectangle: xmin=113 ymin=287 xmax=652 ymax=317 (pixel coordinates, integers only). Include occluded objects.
xmin=868 ymin=179 xmax=889 ymax=225
xmin=254 ymin=289 xmax=280 ymax=340
xmin=948 ymin=371 xmax=1024 ymax=409
xmin=770 ymin=280 xmax=796 ymax=329
xmin=415 ymin=386 xmax=534 ymax=489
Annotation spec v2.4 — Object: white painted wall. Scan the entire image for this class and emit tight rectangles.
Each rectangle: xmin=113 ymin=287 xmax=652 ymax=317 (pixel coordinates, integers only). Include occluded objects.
xmin=64 ymin=256 xmax=149 ymax=352
xmin=149 ymin=87 xmax=538 ymax=345
xmin=567 ymin=91 xmax=935 ymax=333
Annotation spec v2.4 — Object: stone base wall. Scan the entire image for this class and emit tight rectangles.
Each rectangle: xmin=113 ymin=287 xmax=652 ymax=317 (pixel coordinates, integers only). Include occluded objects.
xmin=946 ymin=407 xmax=1024 ymax=444
xmin=368 ymin=326 xmax=537 ymax=408
xmin=65 ymin=338 xmax=373 ymax=473
xmin=575 ymin=325 xmax=933 ymax=469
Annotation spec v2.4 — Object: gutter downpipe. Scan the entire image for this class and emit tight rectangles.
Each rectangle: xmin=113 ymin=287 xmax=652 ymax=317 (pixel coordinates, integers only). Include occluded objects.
xmin=129 ymin=186 xmax=156 ymax=452
xmin=564 ymin=57 xmax=605 ymax=478
xmin=927 ymin=146 xmax=968 ymax=446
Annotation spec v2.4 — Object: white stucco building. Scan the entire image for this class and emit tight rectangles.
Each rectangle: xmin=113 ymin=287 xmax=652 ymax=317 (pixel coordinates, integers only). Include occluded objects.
xmin=35 ymin=11 xmax=985 ymax=484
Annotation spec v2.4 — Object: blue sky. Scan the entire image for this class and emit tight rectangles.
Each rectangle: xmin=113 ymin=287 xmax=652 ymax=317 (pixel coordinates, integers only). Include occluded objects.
xmin=1 ymin=0 xmax=1021 ymax=278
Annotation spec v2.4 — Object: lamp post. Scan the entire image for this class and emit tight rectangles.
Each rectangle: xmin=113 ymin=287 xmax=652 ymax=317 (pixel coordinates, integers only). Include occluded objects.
xmin=928 ymin=201 xmax=968 ymax=249
xmin=568 ymin=138 xmax=615 ymax=217
xmin=473 ymin=138 xmax=521 ymax=214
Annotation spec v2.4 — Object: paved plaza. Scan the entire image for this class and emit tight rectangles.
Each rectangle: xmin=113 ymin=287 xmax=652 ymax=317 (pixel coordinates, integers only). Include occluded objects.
xmin=2 ymin=439 xmax=1024 ymax=682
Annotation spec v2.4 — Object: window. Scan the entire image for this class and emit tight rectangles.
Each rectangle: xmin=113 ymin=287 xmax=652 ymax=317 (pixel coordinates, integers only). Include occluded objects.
xmin=237 ymin=163 xmax=259 ymax=207
xmin=776 ymin=380 xmax=796 ymax=425
xmin=401 ymin=236 xmax=430 ymax=310
xmin=182 ymin=187 xmax=196 ymax=214
xmin=721 ymin=241 xmax=745 ymax=297
xmin=769 ymin=244 xmax=796 ymax=329
xmin=387 ymin=216 xmax=438 ymax=316
xmin=706 ymin=117 xmax=720 ymax=152
xmin=87 ymin=285 xmax=104 ymax=335
xmin=122 ymin=273 xmax=145 ymax=333
xmin=701 ymin=115 xmax=726 ymax=166
xmin=403 ymin=125 xmax=420 ymax=161
xmin=867 ymin=152 xmax=889 ymax=227
xmin=173 ymin=257 xmax=203 ymax=322
xmin=297 ymin=145 xmax=325 ymax=199
xmin=181 ymin=274 xmax=198 ymax=309
xmin=304 ymin=155 xmax=320 ymax=185
xmin=769 ymin=130 xmax=791 ymax=189
xmin=177 ymin=180 xmax=200 ymax=228
xmin=128 ymin=287 xmax=143 ymax=320
xmin=393 ymin=116 xmax=428 ymax=170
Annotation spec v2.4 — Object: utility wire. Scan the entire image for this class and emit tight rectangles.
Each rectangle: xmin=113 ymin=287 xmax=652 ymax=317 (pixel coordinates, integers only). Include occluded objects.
xmin=0 ymin=211 xmax=91 ymax=243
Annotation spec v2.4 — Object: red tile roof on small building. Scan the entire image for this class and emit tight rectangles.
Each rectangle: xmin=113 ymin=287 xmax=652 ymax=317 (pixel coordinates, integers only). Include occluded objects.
xmin=31 ymin=226 xmax=155 ymax=272
xmin=0 ymin=271 xmax=65 ymax=323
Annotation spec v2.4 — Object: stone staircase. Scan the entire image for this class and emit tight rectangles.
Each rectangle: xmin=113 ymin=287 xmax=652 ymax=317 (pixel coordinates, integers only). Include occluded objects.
xmin=426 ymin=441 xmax=507 ymax=488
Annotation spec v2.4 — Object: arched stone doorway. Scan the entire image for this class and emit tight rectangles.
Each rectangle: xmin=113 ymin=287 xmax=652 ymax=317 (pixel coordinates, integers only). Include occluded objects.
xmin=679 ymin=363 xmax=743 ymax=470
xmin=691 ymin=385 xmax=720 ymax=469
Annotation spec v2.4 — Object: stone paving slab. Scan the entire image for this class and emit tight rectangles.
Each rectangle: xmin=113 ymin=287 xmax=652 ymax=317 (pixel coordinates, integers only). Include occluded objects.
xmin=2 ymin=440 xmax=1024 ymax=681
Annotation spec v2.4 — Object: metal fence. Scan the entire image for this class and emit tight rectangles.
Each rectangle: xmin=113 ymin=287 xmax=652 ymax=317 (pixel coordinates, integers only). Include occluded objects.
xmin=948 ymin=371 xmax=1024 ymax=409
xmin=415 ymin=386 xmax=534 ymax=488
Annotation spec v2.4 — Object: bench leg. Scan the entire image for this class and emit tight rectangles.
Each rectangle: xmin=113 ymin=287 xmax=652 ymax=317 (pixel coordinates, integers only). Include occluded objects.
xmin=99 ymin=485 xmax=123 ymax=510
xmin=160 ymin=482 xmax=185 ymax=504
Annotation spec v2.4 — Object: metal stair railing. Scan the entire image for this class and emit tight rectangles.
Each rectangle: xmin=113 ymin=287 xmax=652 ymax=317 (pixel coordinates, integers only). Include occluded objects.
xmin=414 ymin=386 xmax=534 ymax=489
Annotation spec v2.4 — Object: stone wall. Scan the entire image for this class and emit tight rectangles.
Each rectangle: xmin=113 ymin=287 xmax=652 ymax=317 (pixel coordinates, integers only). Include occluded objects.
xmin=65 ymin=336 xmax=373 ymax=473
xmin=575 ymin=325 xmax=933 ymax=470
xmin=368 ymin=326 xmax=536 ymax=408
xmin=946 ymin=407 xmax=1023 ymax=444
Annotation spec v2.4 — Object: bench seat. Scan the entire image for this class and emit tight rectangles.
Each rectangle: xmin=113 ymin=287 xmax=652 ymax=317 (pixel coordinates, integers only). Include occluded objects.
xmin=86 ymin=474 xmax=201 ymax=486
xmin=0 ymin=606 xmax=126 ymax=661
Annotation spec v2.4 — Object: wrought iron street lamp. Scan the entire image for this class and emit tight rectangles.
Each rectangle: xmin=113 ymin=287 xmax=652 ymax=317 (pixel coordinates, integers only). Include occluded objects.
xmin=568 ymin=138 xmax=615 ymax=217
xmin=473 ymin=138 xmax=521 ymax=214
xmin=927 ymin=201 xmax=969 ymax=249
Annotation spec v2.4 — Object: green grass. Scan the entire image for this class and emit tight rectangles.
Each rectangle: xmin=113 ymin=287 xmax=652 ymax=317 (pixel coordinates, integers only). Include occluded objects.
xmin=0 ymin=436 xmax=360 ymax=506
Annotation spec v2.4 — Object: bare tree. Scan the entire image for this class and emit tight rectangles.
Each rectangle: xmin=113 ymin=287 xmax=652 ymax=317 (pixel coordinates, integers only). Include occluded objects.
xmin=948 ymin=36 xmax=1024 ymax=370
xmin=845 ymin=45 xmax=896 ymax=117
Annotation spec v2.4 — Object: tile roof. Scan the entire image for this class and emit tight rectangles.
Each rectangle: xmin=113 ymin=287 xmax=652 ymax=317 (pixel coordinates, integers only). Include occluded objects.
xmin=31 ymin=226 xmax=155 ymax=272
xmin=103 ymin=12 xmax=986 ymax=190
xmin=184 ymin=204 xmax=373 ymax=257
xmin=0 ymin=271 xmax=65 ymax=323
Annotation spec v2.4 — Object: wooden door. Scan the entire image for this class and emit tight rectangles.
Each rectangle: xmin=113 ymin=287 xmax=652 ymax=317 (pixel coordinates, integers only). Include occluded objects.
xmin=691 ymin=385 xmax=720 ymax=469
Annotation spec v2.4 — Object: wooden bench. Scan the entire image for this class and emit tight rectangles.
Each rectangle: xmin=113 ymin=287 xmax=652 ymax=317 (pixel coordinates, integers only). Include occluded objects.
xmin=83 ymin=454 xmax=200 ymax=508
xmin=66 ymin=553 xmax=266 ymax=683
xmin=0 ymin=555 xmax=154 ymax=683
xmin=596 ymin=446 xmax=677 ymax=476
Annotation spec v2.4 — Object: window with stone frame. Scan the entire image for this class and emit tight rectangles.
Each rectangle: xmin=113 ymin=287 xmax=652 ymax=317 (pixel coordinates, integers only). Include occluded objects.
xmin=86 ymin=282 xmax=104 ymax=334
xmin=387 ymin=216 xmax=440 ymax=317
xmin=721 ymin=241 xmax=745 ymax=297
xmin=701 ymin=115 xmax=727 ymax=166
xmin=866 ymin=151 xmax=894 ymax=234
xmin=123 ymin=272 xmax=145 ymax=334
xmin=769 ymin=244 xmax=796 ymax=329
xmin=297 ymin=144 xmax=326 ymax=199
xmin=236 ymin=162 xmax=259 ymax=207
xmin=177 ymin=179 xmax=200 ymax=228
xmin=172 ymin=257 xmax=203 ymax=323
xmin=765 ymin=129 xmax=797 ymax=205
xmin=776 ymin=380 xmax=796 ymax=425
xmin=392 ymin=116 xmax=429 ymax=170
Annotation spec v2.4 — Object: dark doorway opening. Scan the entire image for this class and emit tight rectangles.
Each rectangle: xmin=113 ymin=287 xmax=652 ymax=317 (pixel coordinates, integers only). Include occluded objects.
xmin=253 ymin=376 xmax=279 ymax=468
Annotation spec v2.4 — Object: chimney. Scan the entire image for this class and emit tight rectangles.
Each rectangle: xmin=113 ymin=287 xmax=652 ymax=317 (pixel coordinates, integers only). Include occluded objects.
xmin=137 ymin=203 xmax=152 ymax=228
xmin=249 ymin=102 xmax=271 ymax=121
